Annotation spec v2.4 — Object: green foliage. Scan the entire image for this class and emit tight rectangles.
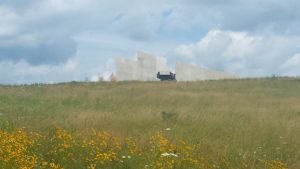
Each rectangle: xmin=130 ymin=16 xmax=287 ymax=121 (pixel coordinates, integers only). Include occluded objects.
xmin=161 ymin=111 xmax=178 ymax=121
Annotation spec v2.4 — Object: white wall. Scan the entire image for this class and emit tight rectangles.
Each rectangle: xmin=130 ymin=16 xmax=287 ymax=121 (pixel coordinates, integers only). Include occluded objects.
xmin=156 ymin=56 xmax=170 ymax=72
xmin=176 ymin=62 xmax=238 ymax=81
xmin=116 ymin=57 xmax=138 ymax=81
xmin=116 ymin=52 xmax=238 ymax=82
xmin=137 ymin=52 xmax=158 ymax=81
xmin=116 ymin=52 xmax=171 ymax=81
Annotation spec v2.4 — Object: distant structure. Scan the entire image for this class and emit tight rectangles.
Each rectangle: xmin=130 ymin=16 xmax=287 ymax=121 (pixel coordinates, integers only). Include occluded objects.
xmin=110 ymin=73 xmax=117 ymax=82
xmin=115 ymin=52 xmax=238 ymax=81
xmin=175 ymin=62 xmax=237 ymax=81
xmin=116 ymin=52 xmax=171 ymax=81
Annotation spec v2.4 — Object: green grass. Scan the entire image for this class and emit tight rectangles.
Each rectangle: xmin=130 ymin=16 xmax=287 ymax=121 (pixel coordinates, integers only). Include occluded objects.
xmin=0 ymin=77 xmax=300 ymax=168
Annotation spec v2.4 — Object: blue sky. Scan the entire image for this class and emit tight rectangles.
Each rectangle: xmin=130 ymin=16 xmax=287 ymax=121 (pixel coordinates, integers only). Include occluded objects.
xmin=1 ymin=0 xmax=300 ymax=84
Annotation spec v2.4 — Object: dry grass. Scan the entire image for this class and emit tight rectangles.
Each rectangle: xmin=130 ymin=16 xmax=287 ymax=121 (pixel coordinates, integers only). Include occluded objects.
xmin=0 ymin=77 xmax=300 ymax=168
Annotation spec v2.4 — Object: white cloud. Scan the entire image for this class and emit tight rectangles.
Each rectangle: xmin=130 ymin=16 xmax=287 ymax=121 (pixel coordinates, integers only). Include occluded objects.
xmin=0 ymin=6 xmax=19 ymax=36
xmin=161 ymin=0 xmax=300 ymax=35
xmin=280 ymin=53 xmax=300 ymax=76
xmin=282 ymin=53 xmax=300 ymax=67
xmin=176 ymin=29 xmax=300 ymax=77
xmin=1 ymin=0 xmax=300 ymax=83
xmin=0 ymin=59 xmax=80 ymax=84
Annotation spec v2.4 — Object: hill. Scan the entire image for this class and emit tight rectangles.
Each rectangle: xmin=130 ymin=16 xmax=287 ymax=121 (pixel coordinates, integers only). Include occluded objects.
xmin=0 ymin=78 xmax=299 ymax=168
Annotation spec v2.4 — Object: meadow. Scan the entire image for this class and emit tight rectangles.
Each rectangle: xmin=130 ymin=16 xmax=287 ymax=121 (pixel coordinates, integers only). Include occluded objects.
xmin=0 ymin=77 xmax=299 ymax=168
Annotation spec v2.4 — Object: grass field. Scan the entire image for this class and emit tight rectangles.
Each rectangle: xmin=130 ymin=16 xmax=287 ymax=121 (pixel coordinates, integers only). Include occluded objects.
xmin=0 ymin=77 xmax=299 ymax=168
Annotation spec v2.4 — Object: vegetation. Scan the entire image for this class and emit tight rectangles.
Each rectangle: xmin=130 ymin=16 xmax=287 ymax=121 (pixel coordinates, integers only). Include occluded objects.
xmin=0 ymin=77 xmax=299 ymax=168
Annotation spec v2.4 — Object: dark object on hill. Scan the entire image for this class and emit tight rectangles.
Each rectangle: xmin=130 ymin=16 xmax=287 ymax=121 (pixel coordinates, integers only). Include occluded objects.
xmin=157 ymin=72 xmax=176 ymax=81
xmin=161 ymin=111 xmax=178 ymax=122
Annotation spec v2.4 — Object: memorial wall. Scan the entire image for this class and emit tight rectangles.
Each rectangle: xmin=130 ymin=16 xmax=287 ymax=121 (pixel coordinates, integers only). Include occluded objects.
xmin=175 ymin=62 xmax=237 ymax=81
xmin=116 ymin=52 xmax=171 ymax=81
xmin=116 ymin=52 xmax=238 ymax=81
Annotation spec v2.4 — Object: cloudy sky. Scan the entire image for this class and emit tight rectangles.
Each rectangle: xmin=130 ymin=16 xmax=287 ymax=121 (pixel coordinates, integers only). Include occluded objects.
xmin=1 ymin=0 xmax=300 ymax=84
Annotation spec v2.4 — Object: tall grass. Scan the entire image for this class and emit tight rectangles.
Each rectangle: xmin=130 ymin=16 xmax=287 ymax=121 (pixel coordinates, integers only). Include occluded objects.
xmin=0 ymin=77 xmax=300 ymax=168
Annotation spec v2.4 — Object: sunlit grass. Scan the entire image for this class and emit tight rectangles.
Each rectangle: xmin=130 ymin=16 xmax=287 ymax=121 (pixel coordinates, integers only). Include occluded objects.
xmin=0 ymin=77 xmax=300 ymax=168
xmin=0 ymin=127 xmax=289 ymax=169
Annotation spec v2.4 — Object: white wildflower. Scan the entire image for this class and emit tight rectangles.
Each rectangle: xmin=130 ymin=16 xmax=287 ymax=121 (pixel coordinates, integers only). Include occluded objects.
xmin=161 ymin=152 xmax=170 ymax=157
xmin=169 ymin=153 xmax=178 ymax=157
xmin=161 ymin=152 xmax=178 ymax=157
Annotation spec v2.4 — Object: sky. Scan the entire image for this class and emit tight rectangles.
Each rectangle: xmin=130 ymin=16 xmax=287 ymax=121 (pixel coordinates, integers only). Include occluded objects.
xmin=1 ymin=0 xmax=300 ymax=84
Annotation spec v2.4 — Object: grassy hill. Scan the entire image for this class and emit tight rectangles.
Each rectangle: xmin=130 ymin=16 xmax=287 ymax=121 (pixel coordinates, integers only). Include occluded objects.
xmin=0 ymin=78 xmax=299 ymax=168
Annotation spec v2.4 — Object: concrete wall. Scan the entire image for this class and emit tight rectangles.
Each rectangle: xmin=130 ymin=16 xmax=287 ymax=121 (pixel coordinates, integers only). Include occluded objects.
xmin=115 ymin=58 xmax=138 ymax=81
xmin=116 ymin=52 xmax=238 ymax=82
xmin=176 ymin=62 xmax=238 ymax=81
xmin=116 ymin=52 xmax=171 ymax=81
xmin=137 ymin=52 xmax=158 ymax=81
xmin=156 ymin=56 xmax=170 ymax=72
